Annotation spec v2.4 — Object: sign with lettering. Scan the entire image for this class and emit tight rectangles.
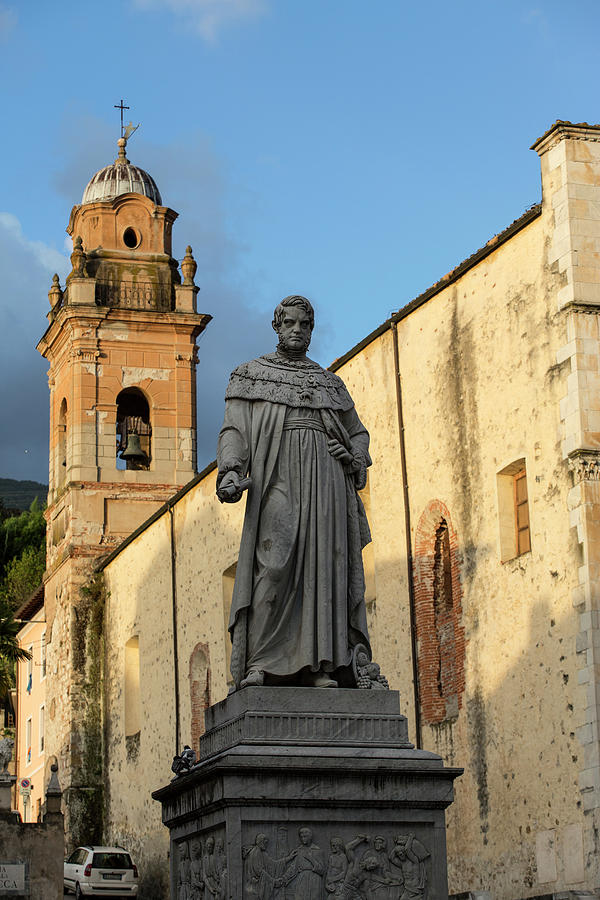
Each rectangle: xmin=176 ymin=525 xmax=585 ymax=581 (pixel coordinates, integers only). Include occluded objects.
xmin=0 ymin=862 xmax=26 ymax=895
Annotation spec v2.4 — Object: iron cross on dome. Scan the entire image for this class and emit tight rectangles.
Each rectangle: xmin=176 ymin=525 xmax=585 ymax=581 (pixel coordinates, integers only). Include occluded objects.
xmin=114 ymin=99 xmax=130 ymax=138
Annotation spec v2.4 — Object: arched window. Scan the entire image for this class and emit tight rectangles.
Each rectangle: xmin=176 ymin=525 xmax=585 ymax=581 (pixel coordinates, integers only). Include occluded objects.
xmin=433 ymin=521 xmax=455 ymax=701
xmin=116 ymin=388 xmax=151 ymax=470
xmin=189 ymin=644 xmax=210 ymax=753
xmin=414 ymin=501 xmax=465 ymax=725
xmin=58 ymin=398 xmax=67 ymax=487
xmin=124 ymin=636 xmax=141 ymax=738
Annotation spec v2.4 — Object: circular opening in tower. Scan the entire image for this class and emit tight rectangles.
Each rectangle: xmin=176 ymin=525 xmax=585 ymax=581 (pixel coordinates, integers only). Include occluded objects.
xmin=123 ymin=227 xmax=140 ymax=249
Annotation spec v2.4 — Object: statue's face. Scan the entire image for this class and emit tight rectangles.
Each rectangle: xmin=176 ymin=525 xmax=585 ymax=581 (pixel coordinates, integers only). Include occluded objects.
xmin=206 ymin=837 xmax=214 ymax=853
xmin=276 ymin=306 xmax=312 ymax=353
xmin=257 ymin=834 xmax=268 ymax=849
xmin=299 ymin=828 xmax=312 ymax=845
xmin=374 ymin=837 xmax=386 ymax=851
xmin=191 ymin=840 xmax=201 ymax=857
xmin=331 ymin=838 xmax=343 ymax=852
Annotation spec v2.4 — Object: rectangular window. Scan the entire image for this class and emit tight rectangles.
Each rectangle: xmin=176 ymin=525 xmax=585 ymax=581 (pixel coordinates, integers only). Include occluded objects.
xmin=514 ymin=469 xmax=531 ymax=556
xmin=40 ymin=631 xmax=47 ymax=679
xmin=39 ymin=705 xmax=45 ymax=754
xmin=26 ymin=647 xmax=33 ymax=693
xmin=25 ymin=717 xmax=32 ymax=765
xmin=497 ymin=459 xmax=532 ymax=562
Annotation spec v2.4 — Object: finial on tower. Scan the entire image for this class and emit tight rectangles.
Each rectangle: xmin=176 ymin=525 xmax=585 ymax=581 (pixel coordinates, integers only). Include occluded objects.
xmin=181 ymin=246 xmax=198 ymax=286
xmin=68 ymin=236 xmax=87 ymax=280
xmin=48 ymin=273 xmax=63 ymax=311
xmin=113 ymin=99 xmax=139 ymax=165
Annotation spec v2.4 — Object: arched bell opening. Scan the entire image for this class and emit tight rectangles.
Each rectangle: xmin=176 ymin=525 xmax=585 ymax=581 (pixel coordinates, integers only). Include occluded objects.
xmin=116 ymin=388 xmax=151 ymax=470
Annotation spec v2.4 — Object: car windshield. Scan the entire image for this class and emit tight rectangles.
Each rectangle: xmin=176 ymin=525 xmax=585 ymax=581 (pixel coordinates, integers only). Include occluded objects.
xmin=91 ymin=853 xmax=132 ymax=869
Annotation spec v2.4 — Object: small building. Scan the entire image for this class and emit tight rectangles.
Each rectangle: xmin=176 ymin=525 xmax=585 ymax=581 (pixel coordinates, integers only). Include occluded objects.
xmin=14 ymin=586 xmax=46 ymax=823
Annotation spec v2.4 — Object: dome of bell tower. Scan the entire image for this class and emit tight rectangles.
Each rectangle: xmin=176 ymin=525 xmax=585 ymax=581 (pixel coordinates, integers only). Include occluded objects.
xmin=82 ymin=137 xmax=162 ymax=206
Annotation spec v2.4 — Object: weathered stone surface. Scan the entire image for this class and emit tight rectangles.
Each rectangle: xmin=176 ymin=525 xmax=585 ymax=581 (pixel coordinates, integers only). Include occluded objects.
xmin=217 ymin=296 xmax=379 ymax=693
xmin=153 ymin=689 xmax=461 ymax=899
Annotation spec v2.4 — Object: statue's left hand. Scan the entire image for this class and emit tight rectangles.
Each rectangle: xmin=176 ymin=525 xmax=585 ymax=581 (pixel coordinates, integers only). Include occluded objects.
xmin=327 ymin=439 xmax=354 ymax=466
xmin=217 ymin=471 xmax=243 ymax=503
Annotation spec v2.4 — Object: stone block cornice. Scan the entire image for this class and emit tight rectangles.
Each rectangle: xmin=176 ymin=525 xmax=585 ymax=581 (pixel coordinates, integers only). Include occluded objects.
xmin=532 ymin=120 xmax=600 ymax=156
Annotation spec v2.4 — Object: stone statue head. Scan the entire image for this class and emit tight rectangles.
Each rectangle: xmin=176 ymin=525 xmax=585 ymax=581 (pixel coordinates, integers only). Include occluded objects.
xmin=374 ymin=835 xmax=387 ymax=851
xmin=178 ymin=841 xmax=189 ymax=860
xmin=330 ymin=836 xmax=344 ymax=853
xmin=206 ymin=836 xmax=215 ymax=853
xmin=191 ymin=838 xmax=201 ymax=858
xmin=361 ymin=854 xmax=379 ymax=871
xmin=272 ymin=295 xmax=314 ymax=354
xmin=256 ymin=833 xmax=268 ymax=850
xmin=298 ymin=826 xmax=313 ymax=846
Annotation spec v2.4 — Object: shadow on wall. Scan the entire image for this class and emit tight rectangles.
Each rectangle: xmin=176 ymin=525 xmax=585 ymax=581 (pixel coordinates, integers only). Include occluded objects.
xmin=435 ymin=587 xmax=583 ymax=897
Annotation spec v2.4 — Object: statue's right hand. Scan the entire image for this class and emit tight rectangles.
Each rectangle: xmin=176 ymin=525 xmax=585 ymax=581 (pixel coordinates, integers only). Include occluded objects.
xmin=217 ymin=471 xmax=242 ymax=503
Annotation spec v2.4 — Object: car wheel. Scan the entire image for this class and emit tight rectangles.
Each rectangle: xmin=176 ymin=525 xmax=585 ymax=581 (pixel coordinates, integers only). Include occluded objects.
xmin=75 ymin=884 xmax=82 ymax=900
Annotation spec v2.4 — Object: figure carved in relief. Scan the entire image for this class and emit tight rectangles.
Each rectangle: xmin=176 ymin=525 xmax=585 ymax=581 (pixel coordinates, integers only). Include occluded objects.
xmin=203 ymin=836 xmax=224 ymax=898
xmin=280 ymin=826 xmax=326 ymax=898
xmin=242 ymin=833 xmax=295 ymax=899
xmin=215 ymin=840 xmax=228 ymax=898
xmin=330 ymin=835 xmax=380 ymax=899
xmin=217 ymin=296 xmax=385 ymax=691
xmin=189 ymin=838 xmax=205 ymax=898
xmin=177 ymin=841 xmax=193 ymax=900
xmin=325 ymin=836 xmax=349 ymax=895
xmin=388 ymin=834 xmax=429 ymax=900
xmin=368 ymin=836 xmax=395 ymax=899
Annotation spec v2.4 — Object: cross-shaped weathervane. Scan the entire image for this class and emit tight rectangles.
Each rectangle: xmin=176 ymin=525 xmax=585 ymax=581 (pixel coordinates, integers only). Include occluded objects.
xmin=114 ymin=99 xmax=130 ymax=138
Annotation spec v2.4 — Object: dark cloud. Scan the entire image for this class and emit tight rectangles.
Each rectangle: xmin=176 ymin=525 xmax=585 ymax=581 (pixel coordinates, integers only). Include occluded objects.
xmin=0 ymin=214 xmax=69 ymax=482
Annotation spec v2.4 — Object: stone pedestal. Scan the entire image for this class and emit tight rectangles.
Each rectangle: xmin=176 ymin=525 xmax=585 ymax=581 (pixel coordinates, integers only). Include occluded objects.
xmin=153 ymin=688 xmax=462 ymax=899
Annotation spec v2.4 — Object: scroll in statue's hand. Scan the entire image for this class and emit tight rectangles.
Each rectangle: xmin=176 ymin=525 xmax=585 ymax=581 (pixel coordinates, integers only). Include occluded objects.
xmin=327 ymin=438 xmax=354 ymax=466
xmin=217 ymin=472 xmax=251 ymax=503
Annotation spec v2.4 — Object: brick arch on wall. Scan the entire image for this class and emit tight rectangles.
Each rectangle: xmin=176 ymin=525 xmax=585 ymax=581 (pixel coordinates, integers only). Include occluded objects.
xmin=189 ymin=642 xmax=211 ymax=753
xmin=413 ymin=499 xmax=466 ymax=725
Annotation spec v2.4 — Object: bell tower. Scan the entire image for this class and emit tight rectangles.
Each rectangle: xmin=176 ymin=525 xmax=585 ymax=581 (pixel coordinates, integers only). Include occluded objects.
xmin=37 ymin=133 xmax=210 ymax=845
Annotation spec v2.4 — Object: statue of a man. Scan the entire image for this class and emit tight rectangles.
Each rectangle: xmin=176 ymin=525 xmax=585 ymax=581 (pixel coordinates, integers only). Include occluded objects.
xmin=217 ymin=295 xmax=372 ymax=690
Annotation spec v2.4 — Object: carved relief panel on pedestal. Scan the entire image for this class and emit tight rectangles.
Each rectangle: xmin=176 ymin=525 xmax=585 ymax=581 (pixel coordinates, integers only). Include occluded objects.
xmin=176 ymin=831 xmax=228 ymax=899
xmin=241 ymin=824 xmax=430 ymax=900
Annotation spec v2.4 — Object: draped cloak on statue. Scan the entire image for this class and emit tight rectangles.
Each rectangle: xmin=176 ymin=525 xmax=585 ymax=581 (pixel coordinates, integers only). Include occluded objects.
xmin=216 ymin=352 xmax=372 ymax=688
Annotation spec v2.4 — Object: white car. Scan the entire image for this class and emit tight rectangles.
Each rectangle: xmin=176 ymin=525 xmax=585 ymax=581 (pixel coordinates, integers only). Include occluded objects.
xmin=64 ymin=846 xmax=139 ymax=898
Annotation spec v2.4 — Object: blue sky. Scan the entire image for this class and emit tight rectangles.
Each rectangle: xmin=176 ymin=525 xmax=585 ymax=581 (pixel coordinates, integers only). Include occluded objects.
xmin=1 ymin=0 xmax=599 ymax=482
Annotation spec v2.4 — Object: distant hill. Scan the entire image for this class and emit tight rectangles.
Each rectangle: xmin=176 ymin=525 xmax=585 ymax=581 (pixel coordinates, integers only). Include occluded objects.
xmin=0 ymin=478 xmax=48 ymax=512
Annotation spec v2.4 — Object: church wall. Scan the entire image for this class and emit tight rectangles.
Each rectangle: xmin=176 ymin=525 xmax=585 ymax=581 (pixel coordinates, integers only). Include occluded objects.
xmin=335 ymin=209 xmax=586 ymax=897
xmin=101 ymin=473 xmax=246 ymax=879
xmin=102 ymin=512 xmax=176 ymax=876
xmin=101 ymin=205 xmax=583 ymax=897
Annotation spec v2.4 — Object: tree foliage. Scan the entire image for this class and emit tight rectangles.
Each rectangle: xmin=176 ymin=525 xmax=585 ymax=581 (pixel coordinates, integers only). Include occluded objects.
xmin=0 ymin=499 xmax=45 ymax=700
xmin=0 ymin=499 xmax=46 ymax=611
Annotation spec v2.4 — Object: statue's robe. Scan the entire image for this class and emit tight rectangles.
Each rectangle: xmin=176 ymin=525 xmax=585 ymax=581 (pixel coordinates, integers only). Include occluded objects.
xmin=217 ymin=353 xmax=372 ymax=688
